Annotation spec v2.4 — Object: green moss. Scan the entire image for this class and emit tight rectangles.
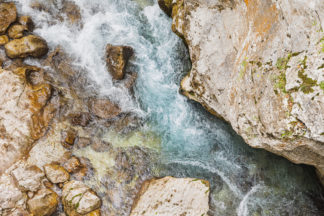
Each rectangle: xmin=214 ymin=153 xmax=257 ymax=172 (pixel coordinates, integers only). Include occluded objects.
xmin=274 ymin=72 xmax=287 ymax=93
xmin=297 ymin=56 xmax=317 ymax=94
xmin=317 ymin=64 xmax=324 ymax=69
xmin=320 ymin=81 xmax=324 ymax=92
xmin=239 ymin=58 xmax=248 ymax=78
xmin=281 ymin=130 xmax=294 ymax=139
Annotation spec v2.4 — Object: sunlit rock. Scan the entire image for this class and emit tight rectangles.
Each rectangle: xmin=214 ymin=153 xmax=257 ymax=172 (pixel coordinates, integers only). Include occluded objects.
xmin=106 ymin=44 xmax=134 ymax=80
xmin=0 ymin=2 xmax=17 ymax=34
xmin=5 ymin=35 xmax=48 ymax=58
xmin=27 ymin=188 xmax=58 ymax=216
xmin=130 ymin=176 xmax=210 ymax=216
xmin=11 ymin=165 xmax=44 ymax=192
xmin=0 ymin=35 xmax=9 ymax=46
xmin=8 ymin=24 xmax=28 ymax=39
xmin=18 ymin=16 xmax=34 ymax=31
xmin=44 ymin=163 xmax=70 ymax=184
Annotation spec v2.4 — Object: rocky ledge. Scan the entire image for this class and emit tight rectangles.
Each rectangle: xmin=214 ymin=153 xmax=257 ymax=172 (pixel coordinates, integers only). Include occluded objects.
xmin=159 ymin=0 xmax=324 ymax=184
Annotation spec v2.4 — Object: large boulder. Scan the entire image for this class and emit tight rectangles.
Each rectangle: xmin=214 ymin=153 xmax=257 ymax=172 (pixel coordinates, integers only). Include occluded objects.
xmin=0 ymin=2 xmax=17 ymax=34
xmin=44 ymin=163 xmax=70 ymax=184
xmin=130 ymin=176 xmax=210 ymax=216
xmin=165 ymin=0 xmax=324 ymax=184
xmin=27 ymin=188 xmax=58 ymax=216
xmin=5 ymin=35 xmax=48 ymax=58
xmin=62 ymin=180 xmax=101 ymax=215
xmin=106 ymin=44 xmax=134 ymax=80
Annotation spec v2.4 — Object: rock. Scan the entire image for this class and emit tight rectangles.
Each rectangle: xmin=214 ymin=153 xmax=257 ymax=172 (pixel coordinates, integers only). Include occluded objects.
xmin=8 ymin=24 xmax=28 ymax=39
xmin=63 ymin=156 xmax=82 ymax=173
xmin=70 ymin=112 xmax=91 ymax=127
xmin=0 ymin=2 xmax=17 ymax=34
xmin=89 ymin=98 xmax=121 ymax=119
xmin=5 ymin=35 xmax=48 ymax=58
xmin=76 ymin=137 xmax=92 ymax=149
xmin=11 ymin=165 xmax=44 ymax=192
xmin=62 ymin=0 xmax=82 ymax=25
xmin=62 ymin=180 xmax=101 ymax=215
xmin=61 ymin=129 xmax=78 ymax=149
xmin=91 ymin=140 xmax=112 ymax=152
xmin=158 ymin=0 xmax=173 ymax=16
xmin=27 ymin=188 xmax=58 ymax=216
xmin=106 ymin=44 xmax=134 ymax=80
xmin=130 ymin=176 xmax=210 ymax=216
xmin=44 ymin=163 xmax=70 ymax=184
xmin=165 ymin=0 xmax=324 ymax=183
xmin=0 ymin=35 xmax=9 ymax=46
xmin=0 ymin=175 xmax=26 ymax=211
xmin=18 ymin=16 xmax=34 ymax=31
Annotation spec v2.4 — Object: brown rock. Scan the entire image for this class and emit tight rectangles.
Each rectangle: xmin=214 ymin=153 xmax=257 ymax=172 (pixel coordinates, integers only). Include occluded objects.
xmin=44 ymin=163 xmax=70 ymax=184
xmin=158 ymin=0 xmax=173 ymax=17
xmin=61 ymin=129 xmax=78 ymax=149
xmin=8 ymin=24 xmax=28 ymax=39
xmin=76 ymin=137 xmax=92 ymax=149
xmin=62 ymin=1 xmax=82 ymax=24
xmin=0 ymin=35 xmax=9 ymax=45
xmin=63 ymin=156 xmax=82 ymax=173
xmin=0 ymin=2 xmax=17 ymax=34
xmin=5 ymin=35 xmax=48 ymax=58
xmin=89 ymin=98 xmax=121 ymax=119
xmin=106 ymin=44 xmax=133 ymax=80
xmin=86 ymin=209 xmax=101 ymax=216
xmin=91 ymin=140 xmax=112 ymax=152
xmin=27 ymin=188 xmax=58 ymax=216
xmin=18 ymin=16 xmax=34 ymax=31
xmin=70 ymin=112 xmax=91 ymax=127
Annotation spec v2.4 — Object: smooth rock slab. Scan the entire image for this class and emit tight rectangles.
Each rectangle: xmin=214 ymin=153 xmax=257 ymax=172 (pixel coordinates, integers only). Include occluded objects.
xmin=130 ymin=176 xmax=210 ymax=216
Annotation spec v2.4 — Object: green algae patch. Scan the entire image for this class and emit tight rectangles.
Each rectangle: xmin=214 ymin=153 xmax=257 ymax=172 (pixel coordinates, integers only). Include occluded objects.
xmin=297 ymin=56 xmax=317 ymax=94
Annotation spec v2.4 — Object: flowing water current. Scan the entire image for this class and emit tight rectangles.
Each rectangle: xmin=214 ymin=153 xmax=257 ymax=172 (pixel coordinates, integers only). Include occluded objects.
xmin=16 ymin=0 xmax=323 ymax=215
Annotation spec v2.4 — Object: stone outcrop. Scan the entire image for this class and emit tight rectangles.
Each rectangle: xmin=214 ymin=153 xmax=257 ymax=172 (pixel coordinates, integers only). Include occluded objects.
xmin=106 ymin=44 xmax=134 ymax=80
xmin=62 ymin=180 xmax=101 ymax=215
xmin=161 ymin=0 xmax=324 ymax=184
xmin=130 ymin=176 xmax=210 ymax=216
xmin=5 ymin=35 xmax=48 ymax=58
xmin=27 ymin=188 xmax=58 ymax=216
xmin=0 ymin=2 xmax=17 ymax=34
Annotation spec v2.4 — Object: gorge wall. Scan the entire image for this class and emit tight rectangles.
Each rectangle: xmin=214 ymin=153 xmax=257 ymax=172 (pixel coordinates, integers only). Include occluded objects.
xmin=160 ymin=0 xmax=324 ymax=184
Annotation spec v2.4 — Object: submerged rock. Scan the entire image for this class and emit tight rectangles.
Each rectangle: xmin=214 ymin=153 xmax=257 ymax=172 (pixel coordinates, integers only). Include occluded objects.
xmin=62 ymin=180 xmax=101 ymax=215
xmin=27 ymin=188 xmax=58 ymax=216
xmin=0 ymin=2 xmax=17 ymax=34
xmin=5 ymin=35 xmax=48 ymax=58
xmin=89 ymin=98 xmax=121 ymax=119
xmin=106 ymin=44 xmax=134 ymax=80
xmin=130 ymin=176 xmax=210 ymax=216
xmin=165 ymin=0 xmax=324 ymax=184
xmin=44 ymin=163 xmax=70 ymax=184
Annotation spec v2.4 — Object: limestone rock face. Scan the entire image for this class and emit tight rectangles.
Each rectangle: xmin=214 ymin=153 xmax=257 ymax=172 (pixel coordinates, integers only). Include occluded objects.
xmin=164 ymin=0 xmax=324 ymax=184
xmin=44 ymin=164 xmax=70 ymax=184
xmin=130 ymin=176 xmax=210 ymax=216
xmin=0 ymin=2 xmax=17 ymax=34
xmin=62 ymin=180 xmax=101 ymax=215
xmin=27 ymin=188 xmax=58 ymax=216
xmin=5 ymin=35 xmax=48 ymax=58
xmin=106 ymin=44 xmax=134 ymax=80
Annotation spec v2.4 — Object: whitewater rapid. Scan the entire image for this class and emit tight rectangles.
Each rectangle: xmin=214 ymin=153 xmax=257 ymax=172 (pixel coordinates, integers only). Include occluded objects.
xmin=16 ymin=0 xmax=323 ymax=215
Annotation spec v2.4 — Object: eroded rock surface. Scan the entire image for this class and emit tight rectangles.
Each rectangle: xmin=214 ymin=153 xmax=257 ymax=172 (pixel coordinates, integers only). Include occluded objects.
xmin=130 ymin=176 xmax=210 ymax=216
xmin=162 ymin=0 xmax=324 ymax=184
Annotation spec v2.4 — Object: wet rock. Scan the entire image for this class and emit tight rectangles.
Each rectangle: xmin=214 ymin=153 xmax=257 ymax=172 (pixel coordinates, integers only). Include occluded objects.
xmin=18 ymin=16 xmax=34 ymax=31
xmin=0 ymin=2 xmax=17 ymax=34
xmin=91 ymin=140 xmax=112 ymax=152
xmin=62 ymin=180 xmax=101 ymax=215
xmin=120 ymin=71 xmax=138 ymax=90
xmin=44 ymin=163 xmax=70 ymax=184
xmin=106 ymin=44 xmax=134 ymax=80
xmin=62 ymin=0 xmax=82 ymax=25
xmin=5 ymin=35 xmax=48 ymax=58
xmin=8 ymin=24 xmax=28 ymax=39
xmin=61 ymin=129 xmax=78 ymax=149
xmin=89 ymin=98 xmax=121 ymax=119
xmin=70 ymin=112 xmax=91 ymax=127
xmin=130 ymin=176 xmax=210 ymax=216
xmin=63 ymin=156 xmax=82 ymax=173
xmin=0 ymin=35 xmax=9 ymax=46
xmin=11 ymin=165 xmax=44 ymax=192
xmin=76 ymin=137 xmax=92 ymax=149
xmin=158 ymin=0 xmax=173 ymax=16
xmin=27 ymin=188 xmax=58 ymax=216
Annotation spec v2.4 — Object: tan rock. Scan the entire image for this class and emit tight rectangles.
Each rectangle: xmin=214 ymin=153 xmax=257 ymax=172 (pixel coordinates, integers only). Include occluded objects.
xmin=166 ymin=0 xmax=324 ymax=184
xmin=63 ymin=156 xmax=82 ymax=173
xmin=0 ymin=175 xmax=26 ymax=210
xmin=130 ymin=176 xmax=210 ymax=216
xmin=89 ymin=98 xmax=121 ymax=119
xmin=61 ymin=129 xmax=78 ymax=149
xmin=5 ymin=35 xmax=48 ymax=58
xmin=0 ymin=35 xmax=9 ymax=46
xmin=0 ymin=2 xmax=17 ymax=34
xmin=44 ymin=163 xmax=70 ymax=184
xmin=62 ymin=1 xmax=82 ymax=25
xmin=27 ymin=188 xmax=58 ymax=216
xmin=11 ymin=165 xmax=44 ymax=192
xmin=18 ymin=16 xmax=34 ymax=31
xmin=62 ymin=180 xmax=101 ymax=216
xmin=106 ymin=44 xmax=134 ymax=80
xmin=8 ymin=24 xmax=28 ymax=39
